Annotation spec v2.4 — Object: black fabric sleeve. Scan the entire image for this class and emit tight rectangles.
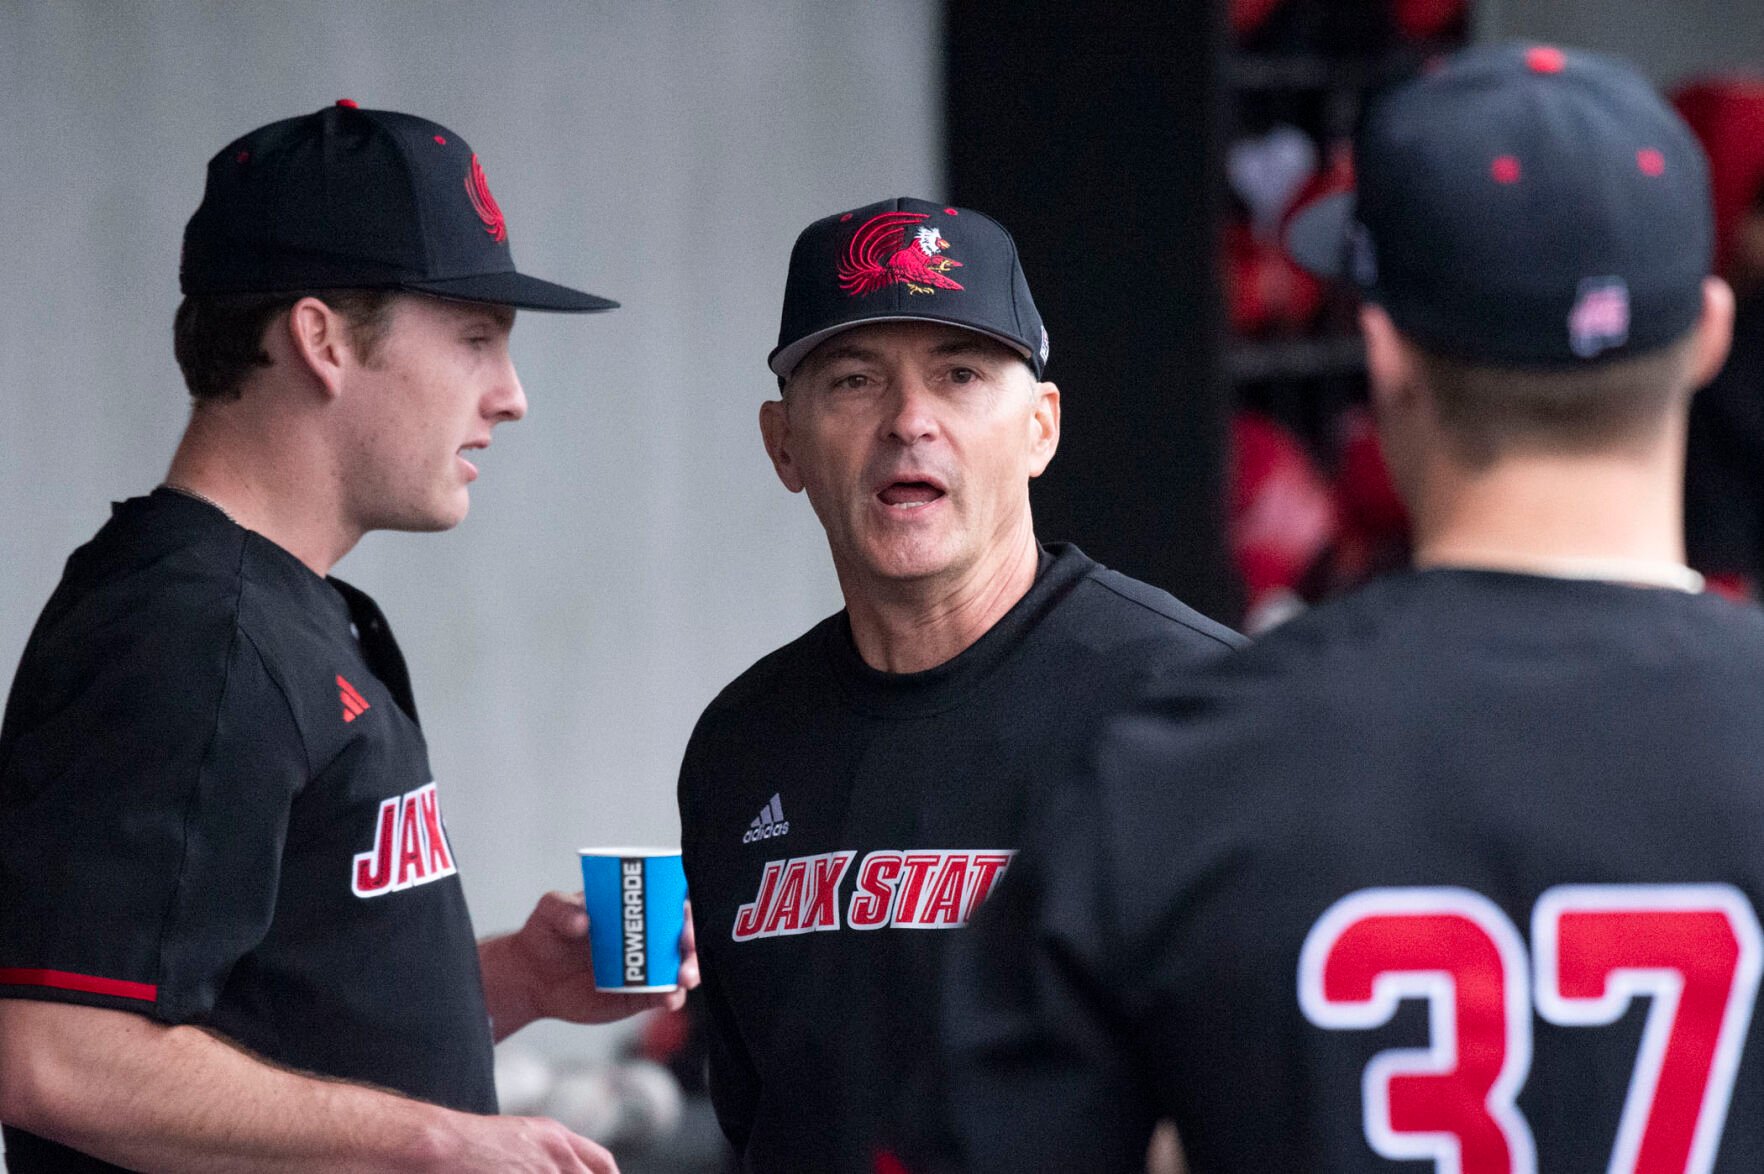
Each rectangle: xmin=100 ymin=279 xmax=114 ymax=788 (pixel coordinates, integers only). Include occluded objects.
xmin=698 ymin=953 xmax=762 ymax=1155
xmin=0 ymin=623 xmax=306 ymax=1023
xmin=939 ymin=769 xmax=1158 ymax=1174
xmin=678 ymin=716 xmax=762 ymax=1155
xmin=1685 ymin=378 xmax=1764 ymax=577
xmin=1684 ymin=303 xmax=1764 ymax=577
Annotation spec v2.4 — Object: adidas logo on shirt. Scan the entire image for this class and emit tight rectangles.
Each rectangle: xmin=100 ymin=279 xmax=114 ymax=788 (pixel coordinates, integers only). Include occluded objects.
xmin=338 ymin=674 xmax=371 ymax=723
xmin=742 ymin=793 xmax=790 ymax=844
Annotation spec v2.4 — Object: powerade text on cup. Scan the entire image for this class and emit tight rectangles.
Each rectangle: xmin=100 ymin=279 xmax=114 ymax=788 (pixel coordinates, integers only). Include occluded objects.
xmin=622 ymin=858 xmax=646 ymax=984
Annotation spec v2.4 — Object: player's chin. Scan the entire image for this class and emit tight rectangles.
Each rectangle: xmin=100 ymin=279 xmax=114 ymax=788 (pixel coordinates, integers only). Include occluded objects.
xmin=376 ymin=495 xmax=468 ymax=534
xmin=428 ymin=487 xmax=472 ymax=531
xmin=413 ymin=506 xmax=467 ymax=533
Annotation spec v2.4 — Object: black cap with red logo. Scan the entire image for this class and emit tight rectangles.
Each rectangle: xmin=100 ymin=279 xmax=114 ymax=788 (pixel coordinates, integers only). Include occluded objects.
xmin=769 ymin=196 xmax=1048 ymax=378
xmin=180 ymin=100 xmax=616 ymax=312
xmin=1286 ymin=43 xmax=1711 ymax=366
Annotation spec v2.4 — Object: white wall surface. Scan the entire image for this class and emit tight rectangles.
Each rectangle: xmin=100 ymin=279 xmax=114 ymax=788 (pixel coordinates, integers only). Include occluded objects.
xmin=0 ymin=0 xmax=941 ymax=1086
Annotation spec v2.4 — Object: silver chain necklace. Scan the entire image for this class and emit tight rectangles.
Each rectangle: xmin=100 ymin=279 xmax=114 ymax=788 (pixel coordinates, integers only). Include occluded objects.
xmin=161 ymin=482 xmax=238 ymax=525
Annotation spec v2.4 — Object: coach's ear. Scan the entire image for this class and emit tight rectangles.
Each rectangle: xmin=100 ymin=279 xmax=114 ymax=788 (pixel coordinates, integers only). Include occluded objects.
xmin=1690 ymin=276 xmax=1736 ymax=391
xmin=1025 ymin=381 xmax=1060 ymax=479
xmin=759 ymin=398 xmax=805 ymax=494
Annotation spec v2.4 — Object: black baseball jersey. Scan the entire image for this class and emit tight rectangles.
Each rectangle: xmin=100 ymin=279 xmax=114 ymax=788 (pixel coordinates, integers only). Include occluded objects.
xmin=1686 ymin=288 xmax=1764 ymax=579
xmin=945 ymin=568 xmax=1764 ymax=1173
xmin=677 ymin=544 xmax=1244 ymax=1172
xmin=0 ymin=490 xmax=494 ymax=1173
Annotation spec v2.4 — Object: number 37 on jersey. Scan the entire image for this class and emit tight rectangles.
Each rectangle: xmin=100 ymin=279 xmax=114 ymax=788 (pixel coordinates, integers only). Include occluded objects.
xmin=1299 ymin=885 xmax=1763 ymax=1174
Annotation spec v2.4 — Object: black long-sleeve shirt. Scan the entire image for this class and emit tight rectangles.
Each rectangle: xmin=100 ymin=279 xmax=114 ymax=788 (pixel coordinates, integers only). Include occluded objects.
xmin=678 ymin=544 xmax=1243 ymax=1172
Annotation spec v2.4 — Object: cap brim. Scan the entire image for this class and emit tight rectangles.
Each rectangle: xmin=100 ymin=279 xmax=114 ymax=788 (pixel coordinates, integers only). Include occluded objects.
xmin=402 ymin=269 xmax=618 ymax=313
xmin=768 ymin=315 xmax=1036 ymax=378
xmin=1283 ymin=191 xmax=1359 ymax=280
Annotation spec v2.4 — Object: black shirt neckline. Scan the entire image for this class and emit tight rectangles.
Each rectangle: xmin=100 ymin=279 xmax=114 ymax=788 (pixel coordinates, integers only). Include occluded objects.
xmin=139 ymin=487 xmax=354 ymax=627
xmin=135 ymin=489 xmax=421 ymax=723
xmin=1407 ymin=563 xmax=1709 ymax=600
xmin=821 ymin=544 xmax=1093 ymax=717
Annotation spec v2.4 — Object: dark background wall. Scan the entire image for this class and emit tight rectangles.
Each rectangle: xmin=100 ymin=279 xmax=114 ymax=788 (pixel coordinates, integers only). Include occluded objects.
xmin=1478 ymin=0 xmax=1764 ymax=83
xmin=946 ymin=0 xmax=1238 ymax=622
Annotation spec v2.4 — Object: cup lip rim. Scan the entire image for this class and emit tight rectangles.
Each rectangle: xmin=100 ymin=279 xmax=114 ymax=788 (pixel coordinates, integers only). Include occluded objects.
xmin=576 ymin=845 xmax=682 ymax=857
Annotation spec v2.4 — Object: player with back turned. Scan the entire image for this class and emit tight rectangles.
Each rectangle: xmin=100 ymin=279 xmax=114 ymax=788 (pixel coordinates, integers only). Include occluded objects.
xmin=943 ymin=44 xmax=1764 ymax=1172
xmin=0 ymin=102 xmax=694 ymax=1173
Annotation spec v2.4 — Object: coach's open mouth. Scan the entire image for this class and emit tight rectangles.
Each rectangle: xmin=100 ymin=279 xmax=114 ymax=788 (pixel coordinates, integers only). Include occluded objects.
xmin=877 ymin=480 xmax=946 ymax=509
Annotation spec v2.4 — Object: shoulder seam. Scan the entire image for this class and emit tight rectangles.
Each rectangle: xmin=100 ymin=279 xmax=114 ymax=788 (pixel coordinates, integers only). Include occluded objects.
xmin=155 ymin=537 xmax=250 ymax=1018
xmin=1083 ymin=573 xmax=1246 ymax=651
xmin=234 ymin=625 xmax=314 ymax=779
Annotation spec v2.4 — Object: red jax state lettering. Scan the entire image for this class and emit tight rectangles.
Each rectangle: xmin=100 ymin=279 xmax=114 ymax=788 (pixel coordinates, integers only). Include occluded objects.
xmin=731 ymin=849 xmax=1014 ymax=942
xmin=622 ymin=858 xmax=648 ymax=985
xmin=351 ymin=781 xmax=458 ymax=898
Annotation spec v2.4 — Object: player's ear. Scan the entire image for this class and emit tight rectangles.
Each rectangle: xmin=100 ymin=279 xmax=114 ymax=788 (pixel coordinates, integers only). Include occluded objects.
xmin=1689 ymin=276 xmax=1736 ymax=391
xmin=759 ymin=398 xmax=805 ymax=494
xmin=1026 ymin=379 xmax=1060 ymax=479
xmin=283 ymin=297 xmax=351 ymax=400
xmin=1360 ymin=304 xmax=1421 ymax=421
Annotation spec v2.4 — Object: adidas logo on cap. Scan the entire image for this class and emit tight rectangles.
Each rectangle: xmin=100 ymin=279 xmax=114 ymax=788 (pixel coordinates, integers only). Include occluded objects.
xmin=742 ymin=793 xmax=789 ymax=844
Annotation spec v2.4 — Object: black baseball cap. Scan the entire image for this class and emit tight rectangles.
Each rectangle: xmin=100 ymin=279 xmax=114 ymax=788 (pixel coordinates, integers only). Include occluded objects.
xmin=181 ymin=100 xmax=616 ymax=312
xmin=1286 ymin=43 xmax=1711 ymax=365
xmin=769 ymin=197 xmax=1048 ymax=378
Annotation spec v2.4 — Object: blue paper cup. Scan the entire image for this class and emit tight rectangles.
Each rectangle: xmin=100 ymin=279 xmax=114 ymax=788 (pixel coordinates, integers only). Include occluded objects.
xmin=579 ymin=847 xmax=687 ymax=992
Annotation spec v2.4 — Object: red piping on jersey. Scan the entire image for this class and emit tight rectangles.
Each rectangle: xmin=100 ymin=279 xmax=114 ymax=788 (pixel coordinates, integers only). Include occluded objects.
xmin=0 ymin=967 xmax=157 ymax=1002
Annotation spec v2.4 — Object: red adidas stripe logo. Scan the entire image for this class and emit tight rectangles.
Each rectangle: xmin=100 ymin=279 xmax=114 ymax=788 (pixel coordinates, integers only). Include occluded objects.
xmin=338 ymin=675 xmax=371 ymax=723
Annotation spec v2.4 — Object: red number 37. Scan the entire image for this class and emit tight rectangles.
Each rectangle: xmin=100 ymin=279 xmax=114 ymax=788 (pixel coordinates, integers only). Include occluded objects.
xmin=1299 ymin=885 xmax=1763 ymax=1174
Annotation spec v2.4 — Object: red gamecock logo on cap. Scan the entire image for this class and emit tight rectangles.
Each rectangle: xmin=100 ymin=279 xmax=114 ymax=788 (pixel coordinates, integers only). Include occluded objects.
xmin=838 ymin=211 xmax=964 ymax=297
xmin=465 ymin=154 xmax=507 ymax=243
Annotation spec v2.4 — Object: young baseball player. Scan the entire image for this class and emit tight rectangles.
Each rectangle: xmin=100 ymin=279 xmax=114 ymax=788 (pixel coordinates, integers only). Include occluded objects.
xmin=677 ymin=197 xmax=1244 ymax=1171
xmin=0 ymin=102 xmax=693 ymax=1173
xmin=942 ymin=43 xmax=1764 ymax=1173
